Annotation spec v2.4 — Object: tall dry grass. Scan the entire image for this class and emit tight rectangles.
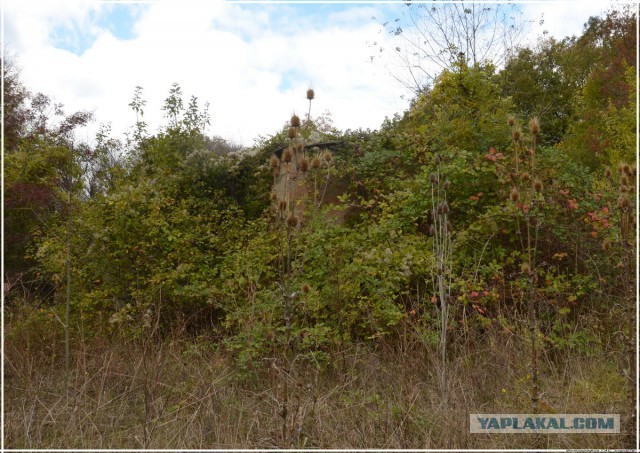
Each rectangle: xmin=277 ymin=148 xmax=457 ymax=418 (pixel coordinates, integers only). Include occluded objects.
xmin=5 ymin=316 xmax=634 ymax=449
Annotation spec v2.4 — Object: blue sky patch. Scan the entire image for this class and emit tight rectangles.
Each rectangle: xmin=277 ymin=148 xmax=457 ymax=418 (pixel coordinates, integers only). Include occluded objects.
xmin=50 ymin=4 xmax=143 ymax=56
xmin=98 ymin=4 xmax=143 ymax=41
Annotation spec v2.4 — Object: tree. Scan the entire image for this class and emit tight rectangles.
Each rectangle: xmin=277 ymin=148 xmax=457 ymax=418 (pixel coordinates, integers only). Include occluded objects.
xmin=562 ymin=6 xmax=637 ymax=168
xmin=402 ymin=61 xmax=514 ymax=154
xmin=373 ymin=2 xmax=529 ymax=94
xmin=4 ymin=66 xmax=92 ymax=279
xmin=2 ymin=56 xmax=32 ymax=152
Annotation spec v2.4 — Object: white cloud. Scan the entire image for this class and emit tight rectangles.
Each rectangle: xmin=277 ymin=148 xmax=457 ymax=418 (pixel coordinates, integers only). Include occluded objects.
xmin=3 ymin=0 xmax=617 ymax=147
xmin=5 ymin=0 xmax=410 ymax=146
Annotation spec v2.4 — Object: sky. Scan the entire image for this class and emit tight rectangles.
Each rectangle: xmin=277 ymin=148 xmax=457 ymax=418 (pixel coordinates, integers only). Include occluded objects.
xmin=3 ymin=0 xmax=612 ymax=147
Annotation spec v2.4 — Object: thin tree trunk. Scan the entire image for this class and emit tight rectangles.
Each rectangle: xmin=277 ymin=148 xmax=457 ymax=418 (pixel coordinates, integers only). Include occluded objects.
xmin=65 ymin=180 xmax=72 ymax=396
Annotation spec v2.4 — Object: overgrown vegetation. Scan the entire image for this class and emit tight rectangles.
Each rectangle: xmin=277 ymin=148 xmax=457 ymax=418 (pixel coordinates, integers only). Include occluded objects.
xmin=4 ymin=6 xmax=636 ymax=449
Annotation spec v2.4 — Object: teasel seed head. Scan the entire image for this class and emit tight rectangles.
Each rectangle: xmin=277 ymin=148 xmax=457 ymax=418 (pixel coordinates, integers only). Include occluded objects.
xmin=323 ymin=151 xmax=333 ymax=162
xmin=510 ymin=187 xmax=520 ymax=202
xmin=278 ymin=199 xmax=288 ymax=212
xmin=521 ymin=172 xmax=530 ymax=181
xmin=286 ymin=212 xmax=299 ymax=228
xmin=270 ymin=155 xmax=280 ymax=168
xmin=290 ymin=114 xmax=301 ymax=128
xmin=622 ymin=164 xmax=631 ymax=176
xmin=446 ymin=221 xmax=452 ymax=234
xmin=270 ymin=191 xmax=278 ymax=201
xmin=434 ymin=154 xmax=441 ymax=165
xmin=620 ymin=185 xmax=628 ymax=193
xmin=295 ymin=142 xmax=304 ymax=153
xmin=533 ymin=179 xmax=543 ymax=193
xmin=617 ymin=194 xmax=630 ymax=209
xmin=512 ymin=129 xmax=521 ymax=142
xmin=299 ymin=157 xmax=309 ymax=173
xmin=617 ymin=163 xmax=625 ymax=174
xmin=508 ymin=116 xmax=516 ymax=127
xmin=311 ymin=156 xmax=321 ymax=169
xmin=439 ymin=200 xmax=450 ymax=215
xmin=272 ymin=167 xmax=280 ymax=178
xmin=529 ymin=117 xmax=540 ymax=135
xmin=602 ymin=239 xmax=611 ymax=251
xmin=605 ymin=168 xmax=612 ymax=179
xmin=301 ymin=282 xmax=311 ymax=293
xmin=282 ymin=148 xmax=293 ymax=163
xmin=521 ymin=262 xmax=531 ymax=274
xmin=287 ymin=127 xmax=296 ymax=139
xmin=429 ymin=173 xmax=437 ymax=184
xmin=443 ymin=179 xmax=451 ymax=191
xmin=621 ymin=175 xmax=629 ymax=186
xmin=306 ymin=88 xmax=315 ymax=101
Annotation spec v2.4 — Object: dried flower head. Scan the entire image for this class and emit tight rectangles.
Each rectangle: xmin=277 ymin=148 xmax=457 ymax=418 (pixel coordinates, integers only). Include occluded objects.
xmin=521 ymin=172 xmax=530 ymax=181
xmin=529 ymin=117 xmax=540 ymax=135
xmin=282 ymin=148 xmax=293 ymax=163
xmin=512 ymin=129 xmax=521 ymax=142
xmin=291 ymin=114 xmax=301 ymax=128
xmin=602 ymin=239 xmax=611 ymax=251
xmin=301 ymin=283 xmax=311 ymax=293
xmin=270 ymin=155 xmax=280 ymax=168
xmin=621 ymin=175 xmax=629 ymax=186
xmin=323 ymin=151 xmax=333 ymax=162
xmin=508 ymin=116 xmax=516 ymax=127
xmin=533 ymin=179 xmax=543 ymax=193
xmin=510 ymin=187 xmax=520 ymax=202
xmin=521 ymin=262 xmax=531 ymax=274
xmin=295 ymin=142 xmax=304 ymax=153
xmin=617 ymin=194 xmax=630 ymax=209
xmin=278 ymin=200 xmax=288 ymax=212
xmin=434 ymin=154 xmax=441 ymax=165
xmin=446 ymin=221 xmax=452 ymax=234
xmin=618 ymin=163 xmax=625 ymax=174
xmin=287 ymin=127 xmax=296 ymax=139
xmin=270 ymin=191 xmax=278 ymax=201
xmin=272 ymin=167 xmax=280 ymax=178
xmin=622 ymin=164 xmax=631 ymax=176
xmin=306 ymin=88 xmax=315 ymax=101
xmin=443 ymin=179 xmax=451 ymax=191
xmin=429 ymin=173 xmax=437 ymax=184
xmin=605 ymin=168 xmax=612 ymax=179
xmin=620 ymin=185 xmax=628 ymax=193
xmin=286 ymin=212 xmax=299 ymax=228
xmin=311 ymin=156 xmax=321 ymax=169
xmin=299 ymin=158 xmax=309 ymax=173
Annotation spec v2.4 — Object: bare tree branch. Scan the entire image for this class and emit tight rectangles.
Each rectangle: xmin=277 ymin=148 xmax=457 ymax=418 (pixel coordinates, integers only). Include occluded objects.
xmin=372 ymin=2 xmax=531 ymax=95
